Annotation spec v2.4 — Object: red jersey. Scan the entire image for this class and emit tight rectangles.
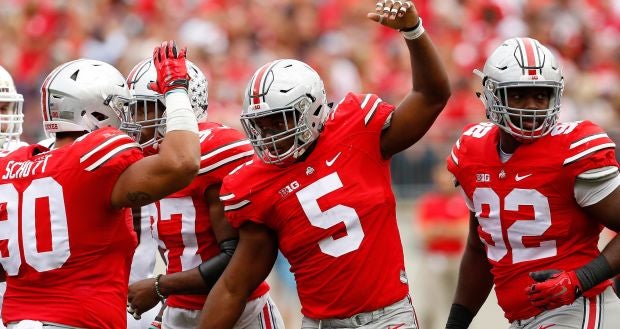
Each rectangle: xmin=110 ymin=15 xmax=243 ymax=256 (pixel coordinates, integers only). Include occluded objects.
xmin=0 ymin=127 xmax=143 ymax=328
xmin=152 ymin=122 xmax=268 ymax=311
xmin=221 ymin=93 xmax=409 ymax=319
xmin=447 ymin=121 xmax=618 ymax=321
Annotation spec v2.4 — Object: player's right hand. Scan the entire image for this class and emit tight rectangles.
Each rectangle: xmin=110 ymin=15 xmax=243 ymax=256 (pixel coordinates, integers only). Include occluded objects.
xmin=127 ymin=278 xmax=160 ymax=317
xmin=148 ymin=40 xmax=190 ymax=94
xmin=526 ymin=269 xmax=583 ymax=310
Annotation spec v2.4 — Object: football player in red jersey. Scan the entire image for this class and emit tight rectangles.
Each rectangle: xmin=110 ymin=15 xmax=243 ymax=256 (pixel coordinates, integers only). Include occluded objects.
xmin=124 ymin=58 xmax=283 ymax=329
xmin=444 ymin=38 xmax=620 ymax=329
xmin=198 ymin=1 xmax=450 ymax=328
xmin=0 ymin=65 xmax=26 ymax=329
xmin=0 ymin=65 xmax=27 ymax=155
xmin=0 ymin=40 xmax=200 ymax=329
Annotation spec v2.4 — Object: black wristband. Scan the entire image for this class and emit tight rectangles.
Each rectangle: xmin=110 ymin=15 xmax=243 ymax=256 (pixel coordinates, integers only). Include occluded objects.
xmin=445 ymin=304 xmax=474 ymax=329
xmin=399 ymin=18 xmax=421 ymax=32
xmin=575 ymin=254 xmax=614 ymax=292
xmin=197 ymin=239 xmax=238 ymax=287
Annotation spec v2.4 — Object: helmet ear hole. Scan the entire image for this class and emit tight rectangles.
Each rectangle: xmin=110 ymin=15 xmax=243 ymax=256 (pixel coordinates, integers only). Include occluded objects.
xmin=91 ymin=112 xmax=108 ymax=121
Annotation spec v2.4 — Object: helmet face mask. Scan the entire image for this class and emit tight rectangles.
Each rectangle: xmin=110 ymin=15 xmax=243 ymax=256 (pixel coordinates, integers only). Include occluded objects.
xmin=0 ymin=66 xmax=24 ymax=150
xmin=127 ymin=58 xmax=208 ymax=148
xmin=41 ymin=59 xmax=137 ymax=138
xmin=241 ymin=59 xmax=329 ymax=166
xmin=478 ymin=38 xmax=563 ymax=142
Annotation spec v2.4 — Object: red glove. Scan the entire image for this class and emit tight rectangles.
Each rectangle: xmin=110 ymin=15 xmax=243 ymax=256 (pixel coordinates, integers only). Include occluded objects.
xmin=526 ymin=270 xmax=583 ymax=310
xmin=148 ymin=40 xmax=190 ymax=94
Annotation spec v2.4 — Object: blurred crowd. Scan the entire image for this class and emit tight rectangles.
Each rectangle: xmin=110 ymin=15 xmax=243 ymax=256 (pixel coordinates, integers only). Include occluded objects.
xmin=1 ymin=0 xmax=619 ymax=191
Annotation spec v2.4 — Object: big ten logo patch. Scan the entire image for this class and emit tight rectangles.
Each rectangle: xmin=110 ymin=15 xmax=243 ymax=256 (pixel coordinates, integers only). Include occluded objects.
xmin=279 ymin=181 xmax=300 ymax=197
xmin=476 ymin=173 xmax=490 ymax=182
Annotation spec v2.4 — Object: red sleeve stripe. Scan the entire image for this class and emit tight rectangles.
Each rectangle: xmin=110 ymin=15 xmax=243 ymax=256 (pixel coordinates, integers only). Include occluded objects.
xmin=80 ymin=134 xmax=136 ymax=163
xmin=84 ymin=143 xmax=140 ymax=171
xmin=224 ymin=200 xmax=251 ymax=212
xmin=563 ymin=142 xmax=616 ymax=166
xmin=569 ymin=133 xmax=609 ymax=149
xmin=364 ymin=97 xmax=383 ymax=126
xmin=199 ymin=150 xmax=254 ymax=175
xmin=201 ymin=140 xmax=251 ymax=161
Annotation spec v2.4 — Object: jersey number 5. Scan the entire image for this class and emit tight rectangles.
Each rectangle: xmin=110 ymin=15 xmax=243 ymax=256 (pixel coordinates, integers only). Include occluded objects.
xmin=296 ymin=172 xmax=364 ymax=257
xmin=0 ymin=178 xmax=70 ymax=275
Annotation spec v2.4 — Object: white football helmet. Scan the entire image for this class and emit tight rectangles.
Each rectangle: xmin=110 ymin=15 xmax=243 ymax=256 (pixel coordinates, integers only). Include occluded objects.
xmin=241 ymin=59 xmax=329 ymax=166
xmin=41 ymin=59 xmax=136 ymax=138
xmin=126 ymin=58 xmax=208 ymax=147
xmin=476 ymin=37 xmax=563 ymax=141
xmin=0 ymin=65 xmax=24 ymax=150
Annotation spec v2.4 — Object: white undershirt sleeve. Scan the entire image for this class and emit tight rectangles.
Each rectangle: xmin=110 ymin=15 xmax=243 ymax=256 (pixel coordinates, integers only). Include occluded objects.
xmin=574 ymin=170 xmax=620 ymax=207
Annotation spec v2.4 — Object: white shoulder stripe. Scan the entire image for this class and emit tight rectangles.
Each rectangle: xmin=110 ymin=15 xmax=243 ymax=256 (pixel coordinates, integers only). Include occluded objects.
xmin=563 ymin=143 xmax=616 ymax=166
xmin=84 ymin=143 xmax=139 ymax=171
xmin=229 ymin=160 xmax=253 ymax=175
xmin=570 ymin=133 xmax=608 ymax=149
xmin=359 ymin=94 xmax=372 ymax=109
xmin=364 ymin=97 xmax=383 ymax=126
xmin=456 ymin=138 xmax=461 ymax=149
xmin=201 ymin=140 xmax=251 ymax=161
xmin=224 ymin=200 xmax=250 ymax=211
xmin=80 ymin=134 xmax=134 ymax=163
xmin=220 ymin=193 xmax=235 ymax=201
xmin=199 ymin=150 xmax=254 ymax=174
xmin=451 ymin=150 xmax=459 ymax=166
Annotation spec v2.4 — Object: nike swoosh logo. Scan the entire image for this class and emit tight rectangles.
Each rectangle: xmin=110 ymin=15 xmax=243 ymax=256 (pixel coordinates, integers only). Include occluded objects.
xmin=539 ymin=324 xmax=556 ymax=329
xmin=551 ymin=286 xmax=567 ymax=298
xmin=326 ymin=152 xmax=341 ymax=167
xmin=388 ymin=324 xmax=405 ymax=329
xmin=515 ymin=173 xmax=532 ymax=181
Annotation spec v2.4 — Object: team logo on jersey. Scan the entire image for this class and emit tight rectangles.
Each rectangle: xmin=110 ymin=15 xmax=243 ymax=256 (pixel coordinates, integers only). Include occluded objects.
xmin=305 ymin=166 xmax=315 ymax=175
xmin=499 ymin=170 xmax=506 ymax=180
xmin=278 ymin=180 xmax=300 ymax=197
xmin=476 ymin=173 xmax=490 ymax=182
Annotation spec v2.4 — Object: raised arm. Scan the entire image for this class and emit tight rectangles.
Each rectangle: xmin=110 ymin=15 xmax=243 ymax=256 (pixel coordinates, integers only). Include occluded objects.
xmin=368 ymin=1 xmax=451 ymax=158
xmin=445 ymin=211 xmax=494 ymax=329
xmin=112 ymin=41 xmax=200 ymax=209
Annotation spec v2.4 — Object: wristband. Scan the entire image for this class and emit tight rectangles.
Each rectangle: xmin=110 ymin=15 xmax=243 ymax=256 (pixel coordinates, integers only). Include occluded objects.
xmin=400 ymin=18 xmax=425 ymax=40
xmin=154 ymin=274 xmax=167 ymax=301
xmin=164 ymin=91 xmax=198 ymax=134
xmin=445 ymin=303 xmax=474 ymax=329
xmin=575 ymin=254 xmax=614 ymax=292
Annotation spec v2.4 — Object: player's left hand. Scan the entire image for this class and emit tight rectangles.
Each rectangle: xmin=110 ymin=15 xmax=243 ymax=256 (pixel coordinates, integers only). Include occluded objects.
xmin=127 ymin=278 xmax=160 ymax=317
xmin=526 ymin=269 xmax=583 ymax=310
xmin=367 ymin=0 xmax=420 ymax=31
